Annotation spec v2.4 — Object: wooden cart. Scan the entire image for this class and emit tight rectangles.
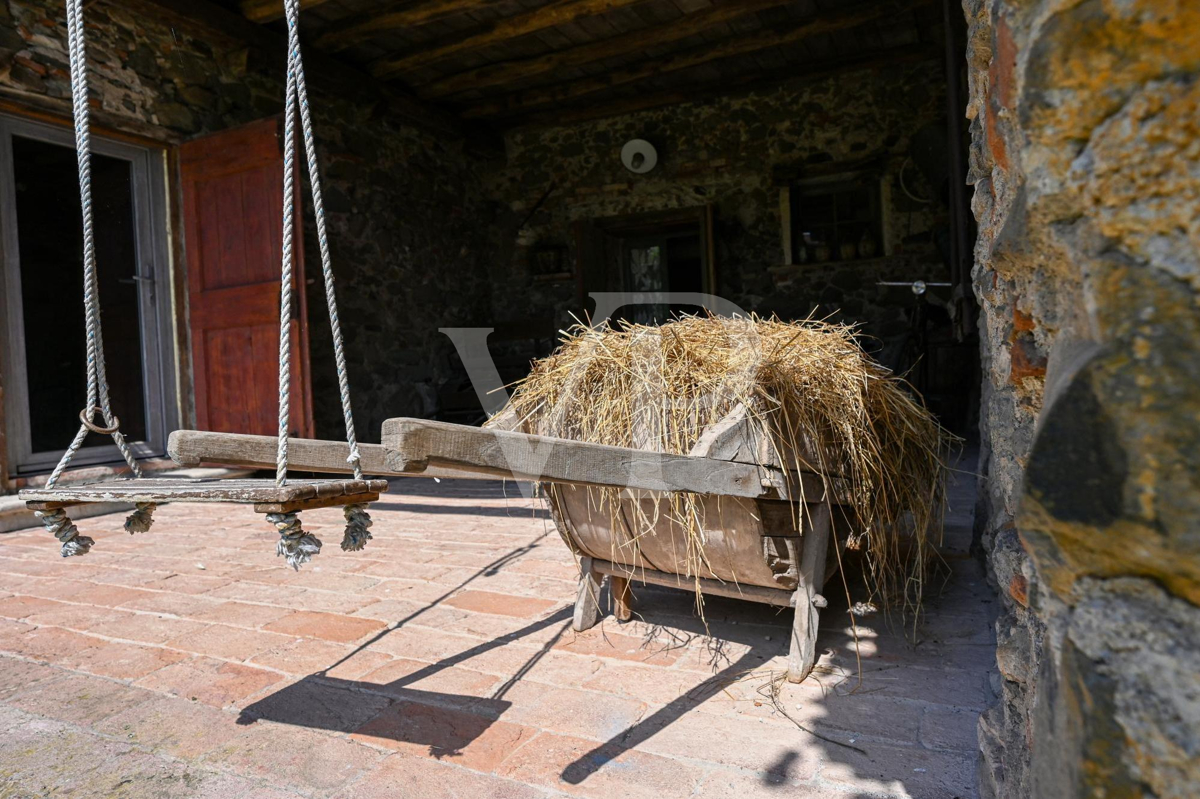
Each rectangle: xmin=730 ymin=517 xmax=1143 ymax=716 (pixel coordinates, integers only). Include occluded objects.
xmin=169 ymin=411 xmax=847 ymax=681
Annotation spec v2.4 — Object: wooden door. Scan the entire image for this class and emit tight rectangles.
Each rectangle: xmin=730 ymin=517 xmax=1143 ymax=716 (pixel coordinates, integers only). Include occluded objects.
xmin=180 ymin=118 xmax=314 ymax=437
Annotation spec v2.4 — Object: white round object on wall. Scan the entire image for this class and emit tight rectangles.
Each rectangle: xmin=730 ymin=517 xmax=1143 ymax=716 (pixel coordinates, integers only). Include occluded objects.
xmin=621 ymin=139 xmax=658 ymax=174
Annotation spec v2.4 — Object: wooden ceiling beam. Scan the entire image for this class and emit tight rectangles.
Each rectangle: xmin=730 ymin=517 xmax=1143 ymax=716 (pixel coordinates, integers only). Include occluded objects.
xmin=460 ymin=0 xmax=928 ymax=120
xmin=371 ymin=0 xmax=649 ymax=79
xmin=418 ymin=0 xmax=798 ymax=100
xmin=240 ymin=0 xmax=329 ymax=24
xmin=317 ymin=0 xmax=493 ymax=53
xmin=510 ymin=43 xmax=935 ymax=129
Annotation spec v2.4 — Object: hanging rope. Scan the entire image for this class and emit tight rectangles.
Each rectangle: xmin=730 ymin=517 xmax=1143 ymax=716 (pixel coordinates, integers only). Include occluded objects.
xmin=42 ymin=0 xmax=368 ymax=562
xmin=48 ymin=0 xmax=144 ymax=489
xmin=273 ymin=0 xmax=372 ymax=559
xmin=276 ymin=0 xmax=364 ymax=487
xmin=39 ymin=0 xmax=154 ymax=554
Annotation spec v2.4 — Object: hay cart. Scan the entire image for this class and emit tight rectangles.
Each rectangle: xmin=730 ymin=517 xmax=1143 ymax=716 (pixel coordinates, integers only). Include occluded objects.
xmin=382 ymin=409 xmax=849 ymax=684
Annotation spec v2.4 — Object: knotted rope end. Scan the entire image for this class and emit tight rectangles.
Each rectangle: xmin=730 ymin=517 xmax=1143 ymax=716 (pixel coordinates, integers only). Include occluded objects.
xmin=268 ymin=511 xmax=322 ymax=570
xmin=124 ymin=502 xmax=156 ymax=534
xmin=340 ymin=503 xmax=373 ymax=552
xmin=35 ymin=508 xmax=93 ymax=557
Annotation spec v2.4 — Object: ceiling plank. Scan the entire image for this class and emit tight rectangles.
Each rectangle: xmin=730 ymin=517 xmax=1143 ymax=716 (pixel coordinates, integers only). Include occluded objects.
xmin=371 ymin=0 xmax=650 ymax=79
xmin=241 ymin=0 xmax=329 ymax=24
xmin=460 ymin=0 xmax=926 ymax=119
xmin=511 ymin=43 xmax=934 ymax=128
xmin=418 ymin=0 xmax=798 ymax=99
xmin=317 ymin=0 xmax=493 ymax=52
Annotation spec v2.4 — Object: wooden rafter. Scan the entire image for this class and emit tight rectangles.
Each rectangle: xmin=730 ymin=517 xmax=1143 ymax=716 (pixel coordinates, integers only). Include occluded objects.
xmin=512 ymin=44 xmax=934 ymax=128
xmin=371 ymin=0 xmax=649 ymax=79
xmin=317 ymin=0 xmax=493 ymax=53
xmin=240 ymin=0 xmax=328 ymax=24
xmin=460 ymin=1 xmax=924 ymax=120
xmin=418 ymin=0 xmax=799 ymax=100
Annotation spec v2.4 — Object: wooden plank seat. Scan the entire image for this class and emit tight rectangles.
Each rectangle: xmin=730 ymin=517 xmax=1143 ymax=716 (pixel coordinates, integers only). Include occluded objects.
xmin=21 ymin=477 xmax=387 ymax=511
xmin=20 ymin=476 xmax=389 ymax=567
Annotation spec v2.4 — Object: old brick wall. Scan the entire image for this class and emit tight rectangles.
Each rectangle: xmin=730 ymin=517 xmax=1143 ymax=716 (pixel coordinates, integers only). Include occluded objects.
xmin=0 ymin=0 xmax=493 ymax=439
xmin=481 ymin=60 xmax=954 ymax=351
xmin=965 ymin=0 xmax=1199 ymax=796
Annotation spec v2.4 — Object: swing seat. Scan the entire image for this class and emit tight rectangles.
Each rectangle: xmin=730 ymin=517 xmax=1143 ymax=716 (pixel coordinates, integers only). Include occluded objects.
xmin=21 ymin=476 xmax=388 ymax=512
xmin=22 ymin=476 xmax=388 ymax=568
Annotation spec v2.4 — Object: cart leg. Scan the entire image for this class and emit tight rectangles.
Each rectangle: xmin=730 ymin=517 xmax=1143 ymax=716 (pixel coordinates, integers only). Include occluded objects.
xmin=610 ymin=574 xmax=633 ymax=622
xmin=788 ymin=503 xmax=833 ymax=683
xmin=573 ymin=555 xmax=603 ymax=631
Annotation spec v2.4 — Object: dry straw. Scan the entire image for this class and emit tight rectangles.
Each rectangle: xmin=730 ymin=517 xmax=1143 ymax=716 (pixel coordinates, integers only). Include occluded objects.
xmin=497 ymin=314 xmax=955 ymax=624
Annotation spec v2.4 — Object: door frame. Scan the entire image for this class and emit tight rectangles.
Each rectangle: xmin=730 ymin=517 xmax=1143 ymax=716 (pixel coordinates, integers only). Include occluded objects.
xmin=574 ymin=205 xmax=716 ymax=315
xmin=0 ymin=112 xmax=178 ymax=475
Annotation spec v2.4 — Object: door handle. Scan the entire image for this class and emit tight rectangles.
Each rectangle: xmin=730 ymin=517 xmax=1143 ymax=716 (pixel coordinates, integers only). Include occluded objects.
xmin=119 ymin=274 xmax=156 ymax=301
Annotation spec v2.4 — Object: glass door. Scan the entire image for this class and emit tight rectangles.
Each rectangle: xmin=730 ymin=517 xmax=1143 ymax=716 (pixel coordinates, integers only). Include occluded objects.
xmin=0 ymin=114 xmax=175 ymax=475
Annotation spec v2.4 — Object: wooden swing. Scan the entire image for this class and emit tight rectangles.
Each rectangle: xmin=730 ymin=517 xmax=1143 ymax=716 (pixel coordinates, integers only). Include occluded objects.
xmin=21 ymin=0 xmax=385 ymax=568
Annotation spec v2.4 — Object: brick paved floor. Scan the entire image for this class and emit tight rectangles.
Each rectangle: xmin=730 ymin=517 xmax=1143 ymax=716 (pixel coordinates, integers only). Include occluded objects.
xmin=0 ymin=454 xmax=993 ymax=798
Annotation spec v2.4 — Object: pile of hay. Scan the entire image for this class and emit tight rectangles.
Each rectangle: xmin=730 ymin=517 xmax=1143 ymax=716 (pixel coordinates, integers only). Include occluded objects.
xmin=495 ymin=315 xmax=955 ymax=619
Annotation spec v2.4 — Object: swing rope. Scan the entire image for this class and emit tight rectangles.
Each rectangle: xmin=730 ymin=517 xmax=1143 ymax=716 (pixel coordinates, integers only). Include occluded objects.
xmin=276 ymin=0 xmax=363 ymax=487
xmin=273 ymin=0 xmax=370 ymax=564
xmin=47 ymin=0 xmax=144 ymax=490
xmin=42 ymin=0 xmax=370 ymax=564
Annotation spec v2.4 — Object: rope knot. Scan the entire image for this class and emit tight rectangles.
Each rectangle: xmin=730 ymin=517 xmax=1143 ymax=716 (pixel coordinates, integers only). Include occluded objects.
xmin=269 ymin=511 xmax=322 ymax=570
xmin=124 ymin=502 xmax=156 ymax=534
xmin=36 ymin=508 xmax=94 ymax=557
xmin=340 ymin=503 xmax=373 ymax=552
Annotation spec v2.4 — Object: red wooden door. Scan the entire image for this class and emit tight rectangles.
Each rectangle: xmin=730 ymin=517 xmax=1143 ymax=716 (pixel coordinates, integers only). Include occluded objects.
xmin=180 ymin=118 xmax=314 ymax=437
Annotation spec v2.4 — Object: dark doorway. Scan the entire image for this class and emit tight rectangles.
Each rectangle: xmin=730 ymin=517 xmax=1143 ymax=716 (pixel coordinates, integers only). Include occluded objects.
xmin=575 ymin=206 xmax=715 ymax=325
xmin=0 ymin=113 xmax=174 ymax=475
xmin=13 ymin=135 xmax=147 ymax=452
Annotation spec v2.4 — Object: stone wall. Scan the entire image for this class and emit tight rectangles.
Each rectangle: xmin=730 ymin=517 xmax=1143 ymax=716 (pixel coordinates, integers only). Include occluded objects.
xmin=480 ymin=60 xmax=954 ymax=351
xmin=0 ymin=0 xmax=492 ymax=439
xmin=964 ymin=0 xmax=1200 ymax=795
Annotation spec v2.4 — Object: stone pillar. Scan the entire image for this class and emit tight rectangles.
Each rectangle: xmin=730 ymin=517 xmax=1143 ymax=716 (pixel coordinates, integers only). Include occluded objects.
xmin=964 ymin=0 xmax=1200 ymax=796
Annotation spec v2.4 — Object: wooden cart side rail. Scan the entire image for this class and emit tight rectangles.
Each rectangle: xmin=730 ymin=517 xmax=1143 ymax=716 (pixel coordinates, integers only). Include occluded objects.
xmin=169 ymin=425 xmax=847 ymax=501
xmin=382 ymin=417 xmax=766 ymax=498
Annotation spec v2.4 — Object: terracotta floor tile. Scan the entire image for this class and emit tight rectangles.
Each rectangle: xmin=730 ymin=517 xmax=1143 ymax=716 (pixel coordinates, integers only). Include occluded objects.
xmin=496 ymin=732 xmax=707 ymax=799
xmin=135 ymin=656 xmax=282 ymax=707
xmin=166 ymin=623 xmax=295 ymax=661
xmin=250 ymin=637 xmax=358 ymax=675
xmin=444 ymin=590 xmax=559 ymax=618
xmin=61 ymin=639 xmax=191 ymax=680
xmin=264 ymin=610 xmax=387 ymax=643
xmin=339 ymin=753 xmax=549 ymax=799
